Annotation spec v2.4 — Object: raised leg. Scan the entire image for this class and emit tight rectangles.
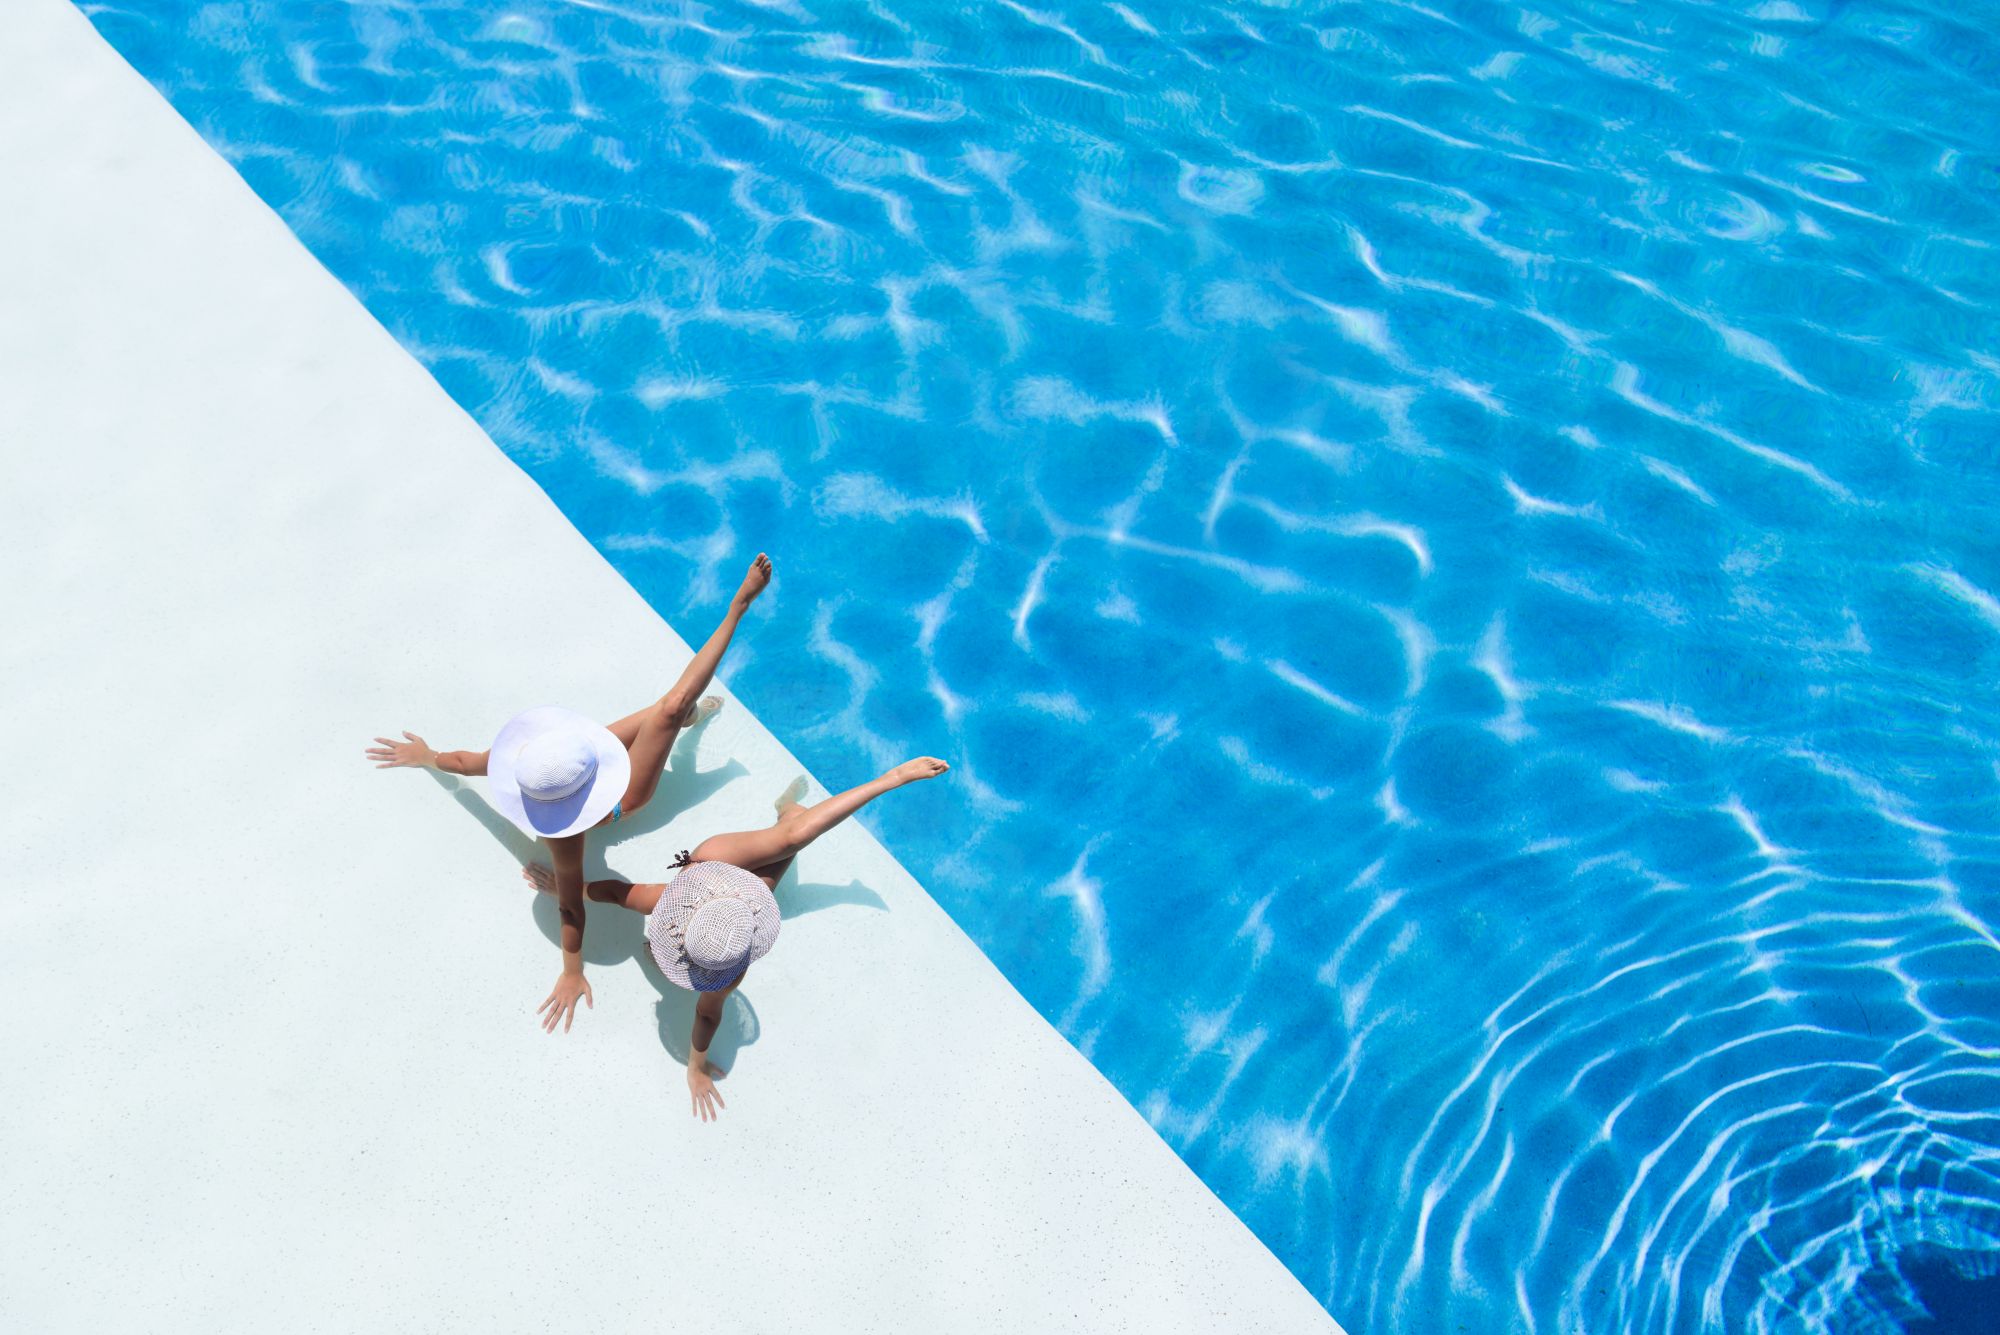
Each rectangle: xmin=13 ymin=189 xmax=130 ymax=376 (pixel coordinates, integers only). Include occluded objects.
xmin=603 ymin=554 xmax=773 ymax=820
xmin=689 ymin=758 xmax=949 ymax=889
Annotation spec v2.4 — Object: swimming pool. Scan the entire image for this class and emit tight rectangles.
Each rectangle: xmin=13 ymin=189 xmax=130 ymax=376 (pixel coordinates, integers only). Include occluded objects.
xmin=77 ymin=0 xmax=2000 ymax=1327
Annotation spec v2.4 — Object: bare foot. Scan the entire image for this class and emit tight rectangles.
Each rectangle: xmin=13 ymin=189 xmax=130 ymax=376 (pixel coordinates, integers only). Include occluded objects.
xmin=888 ymin=757 xmax=950 ymax=786
xmin=677 ymin=694 xmax=723 ymax=729
xmin=733 ymin=552 xmax=773 ymax=608
xmin=522 ymin=862 xmax=556 ymax=895
xmin=773 ymin=774 xmax=809 ymax=817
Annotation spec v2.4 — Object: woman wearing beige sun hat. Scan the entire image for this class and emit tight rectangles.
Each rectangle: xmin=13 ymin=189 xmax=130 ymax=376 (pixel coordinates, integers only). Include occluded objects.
xmin=522 ymin=754 xmax=950 ymax=1120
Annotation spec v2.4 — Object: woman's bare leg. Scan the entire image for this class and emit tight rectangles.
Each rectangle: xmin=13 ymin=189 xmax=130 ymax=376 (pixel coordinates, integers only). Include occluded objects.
xmin=741 ymin=777 xmax=811 ymax=886
xmin=604 ymin=554 xmax=773 ymax=820
xmin=605 ymin=688 xmax=726 ymax=749
xmin=605 ymin=701 xmax=675 ymax=750
xmin=689 ymin=758 xmax=950 ymax=888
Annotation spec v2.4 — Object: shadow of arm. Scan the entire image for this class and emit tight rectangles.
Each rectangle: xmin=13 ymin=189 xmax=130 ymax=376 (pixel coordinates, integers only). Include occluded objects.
xmin=426 ymin=768 xmax=540 ymax=864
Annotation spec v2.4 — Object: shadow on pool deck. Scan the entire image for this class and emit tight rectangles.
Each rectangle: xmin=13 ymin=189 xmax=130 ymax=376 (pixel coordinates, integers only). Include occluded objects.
xmin=421 ymin=732 xmax=889 ymax=1074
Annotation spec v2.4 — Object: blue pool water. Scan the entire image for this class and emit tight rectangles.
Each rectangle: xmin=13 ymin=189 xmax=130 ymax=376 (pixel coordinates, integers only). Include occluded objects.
xmin=80 ymin=0 xmax=2000 ymax=1328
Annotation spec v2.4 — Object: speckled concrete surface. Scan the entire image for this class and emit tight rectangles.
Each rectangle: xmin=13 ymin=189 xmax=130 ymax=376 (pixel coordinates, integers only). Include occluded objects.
xmin=0 ymin=3 xmax=1340 ymax=1330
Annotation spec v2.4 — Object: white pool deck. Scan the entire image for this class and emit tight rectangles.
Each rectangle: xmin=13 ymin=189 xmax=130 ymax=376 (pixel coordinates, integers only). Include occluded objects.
xmin=0 ymin=3 xmax=1340 ymax=1330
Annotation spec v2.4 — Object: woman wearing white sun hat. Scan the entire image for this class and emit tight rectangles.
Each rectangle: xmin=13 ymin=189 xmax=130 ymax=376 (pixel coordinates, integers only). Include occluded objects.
xmin=367 ymin=553 xmax=775 ymax=1037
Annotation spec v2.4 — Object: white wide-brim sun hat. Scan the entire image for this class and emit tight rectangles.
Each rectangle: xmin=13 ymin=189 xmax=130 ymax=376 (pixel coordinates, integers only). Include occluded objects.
xmin=647 ymin=861 xmax=781 ymax=992
xmin=486 ymin=705 xmax=632 ymax=839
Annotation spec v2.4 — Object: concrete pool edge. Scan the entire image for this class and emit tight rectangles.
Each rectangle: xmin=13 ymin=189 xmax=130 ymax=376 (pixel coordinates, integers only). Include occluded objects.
xmin=0 ymin=1 xmax=1342 ymax=1329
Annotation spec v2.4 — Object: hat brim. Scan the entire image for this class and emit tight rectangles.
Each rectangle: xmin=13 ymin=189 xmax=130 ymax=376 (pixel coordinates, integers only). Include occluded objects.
xmin=646 ymin=862 xmax=781 ymax=991
xmin=486 ymin=706 xmax=632 ymax=839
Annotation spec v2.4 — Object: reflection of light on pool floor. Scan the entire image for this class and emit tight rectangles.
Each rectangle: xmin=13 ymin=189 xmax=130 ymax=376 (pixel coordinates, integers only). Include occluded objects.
xmin=81 ymin=0 xmax=2000 ymax=1327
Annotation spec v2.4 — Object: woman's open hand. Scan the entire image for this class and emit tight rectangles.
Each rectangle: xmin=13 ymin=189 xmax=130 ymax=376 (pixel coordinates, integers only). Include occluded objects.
xmin=366 ymin=731 xmax=435 ymax=769
xmin=538 ymin=971 xmax=593 ymax=1033
xmin=688 ymin=1059 xmax=726 ymax=1121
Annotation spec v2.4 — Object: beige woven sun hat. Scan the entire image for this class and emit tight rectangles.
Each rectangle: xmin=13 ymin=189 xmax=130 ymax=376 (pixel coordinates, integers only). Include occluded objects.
xmin=646 ymin=861 xmax=782 ymax=992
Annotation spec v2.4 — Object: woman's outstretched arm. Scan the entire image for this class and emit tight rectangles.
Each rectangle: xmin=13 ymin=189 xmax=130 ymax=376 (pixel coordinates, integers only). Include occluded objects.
xmin=365 ymin=730 xmax=488 ymax=776
xmin=537 ymin=834 xmax=593 ymax=1033
xmin=688 ymin=979 xmax=738 ymax=1121
xmin=521 ymin=861 xmax=726 ymax=1114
